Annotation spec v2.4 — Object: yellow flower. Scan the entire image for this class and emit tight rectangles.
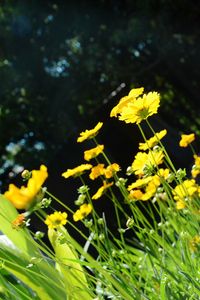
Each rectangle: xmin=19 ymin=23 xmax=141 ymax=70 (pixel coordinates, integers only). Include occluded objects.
xmin=92 ymin=181 xmax=113 ymax=200
xmin=179 ymin=133 xmax=195 ymax=147
xmin=129 ymin=189 xmax=144 ymax=200
xmin=84 ymin=145 xmax=104 ymax=161
xmin=156 ymin=168 xmax=170 ymax=179
xmin=189 ymin=235 xmax=200 ymax=252
xmin=145 ymin=176 xmax=160 ymax=195
xmin=140 ymin=190 xmax=155 ymax=201
xmin=110 ymin=87 xmax=144 ymax=117
xmin=118 ymin=91 xmax=160 ymax=124
xmin=131 ymin=150 xmax=164 ymax=176
xmin=45 ymin=211 xmax=67 ymax=229
xmin=4 ymin=165 xmax=48 ymax=210
xmin=191 ymin=155 xmax=200 ymax=178
xmin=139 ymin=129 xmax=167 ymax=151
xmin=128 ymin=176 xmax=153 ymax=191
xmin=77 ymin=122 xmax=103 ymax=143
xmin=128 ymin=175 xmax=161 ymax=201
xmin=176 ymin=200 xmax=186 ymax=210
xmin=89 ymin=164 xmax=105 ymax=180
xmin=73 ymin=203 xmax=93 ymax=222
xmin=62 ymin=164 xmax=92 ymax=179
xmin=173 ymin=179 xmax=198 ymax=203
xmin=104 ymin=163 xmax=120 ymax=179
xmin=129 ymin=188 xmax=154 ymax=202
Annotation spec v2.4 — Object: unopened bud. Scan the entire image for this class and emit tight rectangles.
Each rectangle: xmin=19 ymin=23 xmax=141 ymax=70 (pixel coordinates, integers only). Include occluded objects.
xmin=126 ymin=218 xmax=134 ymax=228
xmin=126 ymin=166 xmax=133 ymax=176
xmin=21 ymin=169 xmax=31 ymax=180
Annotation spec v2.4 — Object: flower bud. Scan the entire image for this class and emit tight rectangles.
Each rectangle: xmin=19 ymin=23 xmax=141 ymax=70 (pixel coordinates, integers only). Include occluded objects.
xmin=21 ymin=169 xmax=31 ymax=180
xmin=126 ymin=218 xmax=134 ymax=228
xmin=78 ymin=185 xmax=89 ymax=194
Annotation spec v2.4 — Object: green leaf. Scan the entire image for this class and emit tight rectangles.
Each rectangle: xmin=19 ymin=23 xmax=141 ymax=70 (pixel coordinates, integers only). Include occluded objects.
xmin=0 ymin=245 xmax=66 ymax=300
xmin=48 ymin=227 xmax=92 ymax=300
xmin=0 ymin=195 xmax=38 ymax=256
xmin=160 ymin=273 xmax=167 ymax=300
xmin=0 ymin=195 xmax=67 ymax=299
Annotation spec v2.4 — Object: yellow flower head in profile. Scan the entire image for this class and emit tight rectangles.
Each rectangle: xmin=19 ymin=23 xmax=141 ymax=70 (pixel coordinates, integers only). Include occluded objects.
xmin=129 ymin=188 xmax=154 ymax=202
xmin=62 ymin=164 xmax=92 ymax=179
xmin=139 ymin=129 xmax=167 ymax=151
xmin=4 ymin=165 xmax=48 ymax=210
xmin=104 ymin=163 xmax=120 ymax=179
xmin=92 ymin=181 xmax=113 ymax=200
xmin=44 ymin=211 xmax=67 ymax=229
xmin=131 ymin=150 xmax=164 ymax=176
xmin=128 ymin=176 xmax=153 ymax=191
xmin=179 ymin=133 xmax=195 ymax=147
xmin=77 ymin=122 xmax=103 ymax=143
xmin=191 ymin=154 xmax=200 ymax=178
xmin=128 ymin=175 xmax=161 ymax=202
xmin=84 ymin=145 xmax=104 ymax=161
xmin=110 ymin=87 xmax=144 ymax=117
xmin=73 ymin=203 xmax=93 ymax=222
xmin=89 ymin=164 xmax=105 ymax=180
xmin=116 ymin=91 xmax=160 ymax=124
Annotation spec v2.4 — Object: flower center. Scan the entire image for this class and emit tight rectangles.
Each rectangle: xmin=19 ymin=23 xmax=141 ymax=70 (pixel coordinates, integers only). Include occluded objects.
xmin=137 ymin=107 xmax=149 ymax=119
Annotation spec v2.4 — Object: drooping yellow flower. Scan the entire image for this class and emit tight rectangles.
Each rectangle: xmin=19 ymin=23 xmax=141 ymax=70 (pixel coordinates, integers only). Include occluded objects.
xmin=173 ymin=179 xmax=198 ymax=203
xmin=89 ymin=164 xmax=105 ymax=180
xmin=84 ymin=145 xmax=104 ymax=161
xmin=118 ymin=91 xmax=160 ymax=124
xmin=4 ymin=165 xmax=48 ymax=210
xmin=73 ymin=203 xmax=93 ymax=222
xmin=131 ymin=150 xmax=164 ymax=176
xmin=179 ymin=133 xmax=195 ymax=147
xmin=128 ymin=175 xmax=161 ymax=202
xmin=128 ymin=176 xmax=153 ymax=191
xmin=77 ymin=122 xmax=103 ymax=143
xmin=44 ymin=211 xmax=67 ymax=229
xmin=139 ymin=129 xmax=167 ymax=151
xmin=92 ymin=181 xmax=113 ymax=200
xmin=110 ymin=87 xmax=144 ymax=117
xmin=192 ymin=154 xmax=200 ymax=178
xmin=62 ymin=164 xmax=92 ymax=179
xmin=104 ymin=163 xmax=120 ymax=179
xmin=129 ymin=188 xmax=154 ymax=202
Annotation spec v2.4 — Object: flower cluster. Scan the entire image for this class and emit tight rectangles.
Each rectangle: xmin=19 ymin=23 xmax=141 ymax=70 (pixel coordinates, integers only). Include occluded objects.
xmin=61 ymin=122 xmax=121 ymax=221
xmin=3 ymin=86 xmax=200 ymax=300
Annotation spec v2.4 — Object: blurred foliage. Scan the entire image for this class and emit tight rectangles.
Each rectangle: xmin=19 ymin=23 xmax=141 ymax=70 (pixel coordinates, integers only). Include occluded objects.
xmin=0 ymin=0 xmax=200 ymax=189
